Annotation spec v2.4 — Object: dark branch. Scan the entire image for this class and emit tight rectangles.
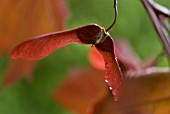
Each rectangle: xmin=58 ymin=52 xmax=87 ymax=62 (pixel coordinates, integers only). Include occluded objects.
xmin=141 ymin=0 xmax=170 ymax=59
xmin=106 ymin=0 xmax=118 ymax=32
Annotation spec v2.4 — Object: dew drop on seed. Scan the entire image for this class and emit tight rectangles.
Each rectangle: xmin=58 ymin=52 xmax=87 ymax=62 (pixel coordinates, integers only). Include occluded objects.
xmin=105 ymin=79 xmax=108 ymax=83
xmin=109 ymin=87 xmax=112 ymax=90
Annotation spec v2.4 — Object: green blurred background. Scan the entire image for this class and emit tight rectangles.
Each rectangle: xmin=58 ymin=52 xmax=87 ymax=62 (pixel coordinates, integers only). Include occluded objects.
xmin=0 ymin=0 xmax=170 ymax=114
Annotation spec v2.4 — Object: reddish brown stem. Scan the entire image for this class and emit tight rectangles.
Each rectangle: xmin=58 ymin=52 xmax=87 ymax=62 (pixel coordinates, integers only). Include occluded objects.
xmin=106 ymin=0 xmax=118 ymax=32
xmin=141 ymin=0 xmax=170 ymax=59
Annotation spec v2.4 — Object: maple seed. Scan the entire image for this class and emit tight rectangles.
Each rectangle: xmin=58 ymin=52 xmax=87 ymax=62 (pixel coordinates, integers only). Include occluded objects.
xmin=94 ymin=29 xmax=109 ymax=44
xmin=10 ymin=0 xmax=124 ymax=101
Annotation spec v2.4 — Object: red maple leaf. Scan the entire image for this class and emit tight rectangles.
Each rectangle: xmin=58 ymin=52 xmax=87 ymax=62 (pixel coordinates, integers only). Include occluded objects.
xmin=1 ymin=0 xmax=70 ymax=86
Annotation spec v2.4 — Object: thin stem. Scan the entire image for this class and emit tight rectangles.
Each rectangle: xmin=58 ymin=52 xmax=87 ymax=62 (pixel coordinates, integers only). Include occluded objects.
xmin=142 ymin=50 xmax=166 ymax=68
xmin=106 ymin=0 xmax=118 ymax=32
xmin=126 ymin=67 xmax=170 ymax=77
xmin=164 ymin=20 xmax=170 ymax=32
xmin=141 ymin=0 xmax=170 ymax=59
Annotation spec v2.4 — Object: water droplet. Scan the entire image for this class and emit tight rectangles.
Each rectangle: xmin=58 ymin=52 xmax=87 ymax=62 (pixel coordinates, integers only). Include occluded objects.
xmin=109 ymin=87 xmax=112 ymax=90
xmin=105 ymin=80 xmax=108 ymax=83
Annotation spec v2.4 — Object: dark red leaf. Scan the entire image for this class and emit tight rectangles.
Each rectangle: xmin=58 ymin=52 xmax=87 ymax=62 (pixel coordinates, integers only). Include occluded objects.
xmin=10 ymin=24 xmax=102 ymax=60
xmin=95 ymin=36 xmax=124 ymax=101
xmin=1 ymin=0 xmax=70 ymax=86
xmin=53 ymin=68 xmax=107 ymax=114
xmin=91 ymin=70 xmax=170 ymax=114
xmin=0 ymin=0 xmax=70 ymax=55
xmin=44 ymin=0 xmax=70 ymax=30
